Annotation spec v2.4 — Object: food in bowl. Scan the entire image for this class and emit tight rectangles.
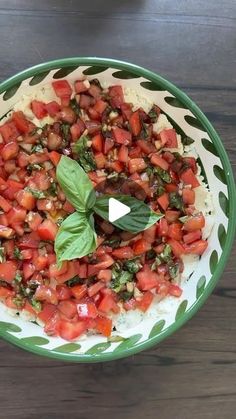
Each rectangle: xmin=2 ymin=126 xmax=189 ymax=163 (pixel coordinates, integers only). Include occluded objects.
xmin=0 ymin=77 xmax=213 ymax=341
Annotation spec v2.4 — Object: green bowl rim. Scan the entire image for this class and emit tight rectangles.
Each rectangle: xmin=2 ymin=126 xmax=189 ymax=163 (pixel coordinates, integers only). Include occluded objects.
xmin=0 ymin=57 xmax=235 ymax=363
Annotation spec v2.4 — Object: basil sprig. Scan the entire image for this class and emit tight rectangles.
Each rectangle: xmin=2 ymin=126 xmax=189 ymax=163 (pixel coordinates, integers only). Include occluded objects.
xmin=55 ymin=156 xmax=163 ymax=263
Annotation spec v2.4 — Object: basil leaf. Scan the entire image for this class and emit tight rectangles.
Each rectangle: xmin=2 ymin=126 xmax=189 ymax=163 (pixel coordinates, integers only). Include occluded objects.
xmin=94 ymin=194 xmax=163 ymax=233
xmin=56 ymin=156 xmax=96 ymax=212
xmin=55 ymin=212 xmax=97 ymax=263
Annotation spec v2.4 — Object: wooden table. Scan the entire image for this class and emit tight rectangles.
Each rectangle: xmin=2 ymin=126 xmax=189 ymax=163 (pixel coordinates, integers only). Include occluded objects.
xmin=0 ymin=1 xmax=235 ymax=418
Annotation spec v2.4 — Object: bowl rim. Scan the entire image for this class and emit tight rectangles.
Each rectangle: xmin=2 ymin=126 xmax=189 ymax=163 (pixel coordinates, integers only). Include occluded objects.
xmin=0 ymin=57 xmax=235 ymax=363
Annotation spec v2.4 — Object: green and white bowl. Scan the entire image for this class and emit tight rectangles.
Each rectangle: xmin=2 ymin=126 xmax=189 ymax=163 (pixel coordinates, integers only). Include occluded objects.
xmin=0 ymin=58 xmax=235 ymax=362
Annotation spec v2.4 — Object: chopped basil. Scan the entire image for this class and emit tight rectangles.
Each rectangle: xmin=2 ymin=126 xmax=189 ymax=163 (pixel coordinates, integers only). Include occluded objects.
xmin=60 ymin=123 xmax=71 ymax=146
xmin=0 ymin=246 xmax=5 ymax=263
xmin=25 ymin=187 xmax=46 ymax=199
xmin=14 ymin=272 xmax=23 ymax=283
xmin=111 ymin=265 xmax=133 ymax=293
xmin=155 ymin=185 xmax=166 ymax=198
xmin=118 ymin=291 xmax=133 ymax=301
xmin=13 ymin=247 xmax=23 ymax=260
xmin=27 ymin=163 xmax=43 ymax=173
xmin=103 ymin=238 xmax=121 ymax=249
xmin=151 ymin=244 xmax=173 ymax=270
xmin=72 ymin=135 xmax=96 ymax=172
xmin=31 ymin=144 xmax=44 ymax=153
xmin=148 ymin=106 xmax=159 ymax=123
xmin=153 ymin=167 xmax=172 ymax=183
xmin=13 ymin=296 xmax=25 ymax=309
xmin=146 ymin=249 xmax=156 ymax=260
xmin=48 ymin=182 xmax=57 ymax=197
xmin=168 ymin=262 xmax=179 ymax=279
xmin=70 ymin=98 xmax=81 ymax=117
xmin=72 ymin=135 xmax=90 ymax=154
xmin=182 ymin=136 xmax=194 ymax=146
xmin=123 ymin=258 xmax=141 ymax=274
xmin=31 ymin=299 xmax=42 ymax=312
xmin=169 ymin=192 xmax=184 ymax=211
xmin=140 ymin=123 xmax=149 ymax=139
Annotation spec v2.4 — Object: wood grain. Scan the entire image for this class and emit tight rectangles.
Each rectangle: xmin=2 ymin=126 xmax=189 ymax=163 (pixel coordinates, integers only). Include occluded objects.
xmin=0 ymin=1 xmax=235 ymax=418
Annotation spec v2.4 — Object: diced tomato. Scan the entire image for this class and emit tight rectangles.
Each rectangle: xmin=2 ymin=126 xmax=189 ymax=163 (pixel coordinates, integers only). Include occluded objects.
xmin=49 ymin=151 xmax=61 ymax=166
xmin=84 ymin=120 xmax=101 ymax=135
xmin=93 ymin=99 xmax=108 ymax=114
xmin=49 ymin=261 xmax=68 ymax=278
xmin=108 ymin=85 xmax=124 ymax=108
xmin=3 ymin=179 xmax=24 ymax=201
xmin=162 ymin=151 xmax=175 ymax=164
xmin=74 ymin=79 xmax=90 ymax=93
xmin=44 ymin=311 xmax=61 ymax=336
xmin=137 ymin=291 xmax=154 ymax=312
xmin=12 ymin=111 xmax=33 ymax=134
xmin=104 ymin=138 xmax=114 ymax=154
xmin=136 ymin=265 xmax=160 ymax=290
xmin=34 ymin=285 xmax=58 ymax=305
xmin=150 ymin=153 xmax=169 ymax=170
xmin=118 ymin=145 xmax=129 ymax=163
xmin=31 ymin=100 xmax=48 ymax=119
xmin=58 ymin=300 xmax=77 ymax=319
xmin=165 ymin=210 xmax=180 ymax=223
xmin=15 ymin=190 xmax=36 ymax=210
xmin=88 ymin=282 xmax=105 ymax=297
xmin=0 ymin=121 xmax=19 ymax=142
xmin=106 ymin=160 xmax=124 ymax=173
xmin=77 ymin=302 xmax=98 ymax=319
xmin=56 ymin=261 xmax=77 ymax=284
xmin=88 ymin=83 xmax=102 ymax=99
xmin=182 ymin=188 xmax=195 ymax=205
xmin=157 ymin=192 xmax=169 ymax=211
xmin=182 ymin=157 xmax=197 ymax=174
xmin=169 ymin=284 xmax=183 ymax=297
xmin=98 ymin=293 xmax=118 ymax=314
xmin=0 ymin=261 xmax=17 ymax=283
xmin=21 ymin=249 xmax=33 ymax=260
xmin=0 ymin=196 xmax=12 ymax=213
xmin=112 ymin=127 xmax=132 ymax=145
xmin=26 ymin=212 xmax=43 ymax=232
xmin=33 ymin=170 xmax=51 ymax=191
xmin=7 ymin=207 xmax=26 ymax=224
xmin=97 ymin=269 xmax=112 ymax=282
xmin=76 ymin=263 xmax=87 ymax=278
xmin=184 ymin=239 xmax=208 ymax=255
xmin=167 ymin=239 xmax=185 ymax=257
xmin=56 ymin=285 xmax=72 ymax=301
xmin=129 ymin=110 xmax=141 ymax=136
xmin=183 ymin=213 xmax=205 ymax=232
xmin=59 ymin=320 xmax=87 ymax=341
xmin=2 ymin=142 xmax=19 ymax=161
xmin=112 ymin=246 xmax=134 ymax=259
xmin=18 ymin=232 xmax=40 ymax=249
xmin=23 ymin=262 xmax=36 ymax=280
xmin=156 ymin=280 xmax=170 ymax=298
xmin=137 ymin=139 xmax=156 ymax=154
xmin=96 ymin=316 xmax=112 ymax=337
xmin=168 ymin=222 xmax=183 ymax=241
xmin=37 ymin=220 xmax=58 ymax=241
xmin=0 ymin=215 xmax=9 ymax=227
xmin=0 ymin=176 xmax=7 ymax=191
xmin=133 ymin=238 xmax=151 ymax=255
xmin=79 ymin=94 xmax=94 ymax=109
xmin=157 ymin=218 xmax=169 ymax=236
xmin=37 ymin=303 xmax=57 ymax=323
xmin=159 ymin=129 xmax=178 ymax=148
xmin=180 ymin=168 xmax=200 ymax=188
xmin=94 ymin=152 xmax=106 ymax=169
xmin=45 ymin=101 xmax=61 ymax=117
xmin=71 ymin=284 xmax=87 ymax=300
xmin=88 ymin=107 xmax=100 ymax=121
xmin=92 ymin=133 xmax=104 ymax=152
xmin=128 ymin=158 xmax=147 ymax=174
xmin=0 ymin=286 xmax=14 ymax=298
xmin=52 ymin=80 xmax=72 ymax=98
xmin=183 ymin=230 xmax=202 ymax=244
xmin=33 ymin=253 xmax=49 ymax=271
xmin=143 ymin=224 xmax=157 ymax=244
xmin=123 ymin=297 xmax=137 ymax=311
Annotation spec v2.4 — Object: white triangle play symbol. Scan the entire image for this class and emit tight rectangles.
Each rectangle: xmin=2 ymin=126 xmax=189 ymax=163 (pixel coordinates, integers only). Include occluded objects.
xmin=108 ymin=197 xmax=131 ymax=222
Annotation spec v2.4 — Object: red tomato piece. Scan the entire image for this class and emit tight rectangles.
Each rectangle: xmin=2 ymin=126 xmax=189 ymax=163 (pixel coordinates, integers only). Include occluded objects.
xmin=129 ymin=110 xmax=141 ymax=136
xmin=165 ymin=210 xmax=181 ymax=223
xmin=0 ymin=286 xmax=14 ymax=298
xmin=88 ymin=84 xmax=102 ymax=99
xmin=112 ymin=246 xmax=134 ymax=259
xmin=56 ymin=261 xmax=77 ymax=284
xmin=182 ymin=188 xmax=195 ymax=205
xmin=27 ymin=212 xmax=43 ymax=231
xmin=0 ymin=196 xmax=12 ymax=213
xmin=108 ymin=85 xmax=124 ymax=108
xmin=104 ymin=138 xmax=114 ymax=154
xmin=97 ymin=269 xmax=112 ymax=282
xmin=137 ymin=139 xmax=156 ymax=154
xmin=91 ymin=133 xmax=104 ymax=152
xmin=159 ymin=129 xmax=178 ymax=148
xmin=117 ymin=145 xmax=129 ymax=163
xmin=59 ymin=320 xmax=87 ymax=341
xmin=84 ymin=120 xmax=101 ymax=135
xmin=70 ymin=284 xmax=87 ymax=300
xmin=7 ymin=207 xmax=26 ymax=224
xmin=182 ymin=157 xmax=197 ymax=174
xmin=87 ymin=282 xmax=105 ymax=297
xmin=136 ymin=265 xmax=160 ymax=290
xmin=94 ymin=152 xmax=106 ymax=169
xmin=31 ymin=100 xmax=48 ymax=119
xmin=157 ymin=192 xmax=169 ymax=211
xmin=0 ymin=261 xmax=17 ymax=283
xmin=93 ymin=99 xmax=108 ymax=114
xmin=143 ymin=224 xmax=157 ymax=244
xmin=58 ymin=300 xmax=77 ymax=319
xmin=52 ymin=80 xmax=72 ymax=98
xmin=128 ymin=158 xmax=147 ymax=174
xmin=37 ymin=220 xmax=58 ymax=241
xmin=12 ymin=111 xmax=33 ymax=134
xmin=180 ymin=168 xmax=200 ymax=188
xmin=106 ymin=160 xmax=124 ymax=173
xmin=74 ymin=79 xmax=90 ymax=93
xmin=168 ymin=222 xmax=183 ymax=241
xmin=120 ymin=102 xmax=133 ymax=120
xmin=98 ymin=294 xmax=117 ymax=313
xmin=183 ymin=229 xmax=202 ymax=244
xmin=49 ymin=151 xmax=61 ymax=166
xmin=184 ymin=239 xmax=208 ymax=255
xmin=56 ymin=285 xmax=72 ymax=301
xmin=96 ymin=316 xmax=112 ymax=337
xmin=45 ymin=101 xmax=61 ymax=117
xmin=34 ymin=285 xmax=58 ymax=305
xmin=167 ymin=239 xmax=185 ymax=257
xmin=137 ymin=291 xmax=154 ymax=312
xmin=150 ymin=153 xmax=169 ymax=170
xmin=23 ymin=262 xmax=36 ymax=280
xmin=169 ymin=284 xmax=183 ymax=297
xmin=37 ymin=303 xmax=57 ymax=323
xmin=112 ymin=127 xmax=132 ymax=145
xmin=0 ymin=121 xmax=19 ymax=142
xmin=2 ymin=142 xmax=19 ymax=161
xmin=3 ymin=179 xmax=24 ymax=201
xmin=183 ymin=213 xmax=205 ymax=232
xmin=77 ymin=302 xmax=98 ymax=319
xmin=133 ymin=239 xmax=151 ymax=255
xmin=15 ymin=190 xmax=36 ymax=210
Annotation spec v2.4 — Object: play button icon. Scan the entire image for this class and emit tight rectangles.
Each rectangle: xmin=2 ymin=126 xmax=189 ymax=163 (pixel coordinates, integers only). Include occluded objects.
xmin=108 ymin=197 xmax=131 ymax=222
